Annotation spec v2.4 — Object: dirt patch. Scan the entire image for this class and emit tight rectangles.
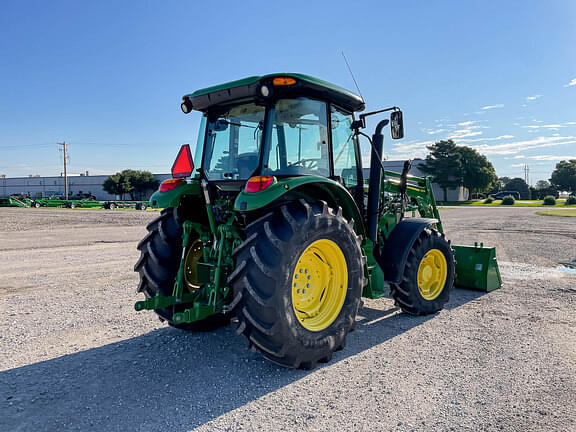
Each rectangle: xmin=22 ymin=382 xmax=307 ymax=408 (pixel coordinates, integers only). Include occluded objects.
xmin=1 ymin=206 xmax=575 ymax=431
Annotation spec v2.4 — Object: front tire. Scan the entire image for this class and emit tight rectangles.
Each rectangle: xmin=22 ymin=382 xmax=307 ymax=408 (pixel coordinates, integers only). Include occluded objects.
xmin=389 ymin=229 xmax=455 ymax=315
xmin=229 ymin=200 xmax=365 ymax=369
xmin=134 ymin=207 xmax=230 ymax=331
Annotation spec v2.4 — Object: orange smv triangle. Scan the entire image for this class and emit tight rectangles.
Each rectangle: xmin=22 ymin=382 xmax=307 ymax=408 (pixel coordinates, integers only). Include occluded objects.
xmin=171 ymin=144 xmax=194 ymax=178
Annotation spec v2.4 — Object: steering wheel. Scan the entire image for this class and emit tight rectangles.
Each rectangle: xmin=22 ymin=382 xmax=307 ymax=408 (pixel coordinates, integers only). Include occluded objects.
xmin=288 ymin=158 xmax=320 ymax=170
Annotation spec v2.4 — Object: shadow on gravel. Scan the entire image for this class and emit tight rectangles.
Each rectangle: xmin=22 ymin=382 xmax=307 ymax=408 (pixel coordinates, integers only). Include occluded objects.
xmin=0 ymin=288 xmax=485 ymax=431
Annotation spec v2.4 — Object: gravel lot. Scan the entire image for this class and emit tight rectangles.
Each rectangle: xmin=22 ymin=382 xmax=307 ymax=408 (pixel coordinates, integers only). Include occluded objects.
xmin=1 ymin=206 xmax=575 ymax=432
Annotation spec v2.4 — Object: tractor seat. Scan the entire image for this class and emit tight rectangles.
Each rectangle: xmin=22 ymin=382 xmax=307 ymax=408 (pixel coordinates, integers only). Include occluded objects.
xmin=237 ymin=153 xmax=259 ymax=178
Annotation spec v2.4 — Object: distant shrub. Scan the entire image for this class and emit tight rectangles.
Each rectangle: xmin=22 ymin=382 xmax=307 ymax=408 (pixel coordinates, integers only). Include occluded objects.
xmin=501 ymin=195 xmax=515 ymax=205
xmin=566 ymin=195 xmax=576 ymax=205
xmin=484 ymin=197 xmax=494 ymax=204
xmin=543 ymin=195 xmax=556 ymax=205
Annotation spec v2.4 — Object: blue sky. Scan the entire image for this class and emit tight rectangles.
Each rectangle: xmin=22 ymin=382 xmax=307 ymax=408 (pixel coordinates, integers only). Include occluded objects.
xmin=1 ymin=1 xmax=575 ymax=184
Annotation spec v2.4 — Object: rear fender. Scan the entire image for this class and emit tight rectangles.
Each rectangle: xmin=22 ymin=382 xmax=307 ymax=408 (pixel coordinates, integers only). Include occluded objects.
xmin=377 ymin=218 xmax=438 ymax=284
xmin=234 ymin=176 xmax=365 ymax=236
xmin=149 ymin=181 xmax=201 ymax=208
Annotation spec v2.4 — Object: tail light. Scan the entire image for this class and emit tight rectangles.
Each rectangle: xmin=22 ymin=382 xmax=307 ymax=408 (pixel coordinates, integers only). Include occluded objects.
xmin=245 ymin=176 xmax=275 ymax=193
xmin=159 ymin=178 xmax=183 ymax=192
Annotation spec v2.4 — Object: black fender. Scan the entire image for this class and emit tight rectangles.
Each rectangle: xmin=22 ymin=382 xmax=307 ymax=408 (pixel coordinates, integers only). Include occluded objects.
xmin=377 ymin=218 xmax=438 ymax=284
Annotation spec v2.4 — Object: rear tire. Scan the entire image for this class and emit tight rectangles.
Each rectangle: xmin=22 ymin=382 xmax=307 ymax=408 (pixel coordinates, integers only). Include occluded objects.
xmin=389 ymin=229 xmax=455 ymax=315
xmin=229 ymin=200 xmax=364 ymax=369
xmin=134 ymin=207 xmax=230 ymax=331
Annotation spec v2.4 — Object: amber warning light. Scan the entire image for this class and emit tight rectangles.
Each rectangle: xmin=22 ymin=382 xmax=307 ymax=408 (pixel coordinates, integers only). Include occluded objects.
xmin=172 ymin=144 xmax=194 ymax=178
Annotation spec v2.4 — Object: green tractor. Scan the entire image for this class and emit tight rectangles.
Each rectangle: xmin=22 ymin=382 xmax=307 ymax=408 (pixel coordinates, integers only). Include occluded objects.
xmin=134 ymin=73 xmax=501 ymax=369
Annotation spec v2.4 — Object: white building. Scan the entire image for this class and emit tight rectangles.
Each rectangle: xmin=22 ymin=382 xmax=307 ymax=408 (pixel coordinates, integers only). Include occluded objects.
xmin=1 ymin=173 xmax=171 ymax=200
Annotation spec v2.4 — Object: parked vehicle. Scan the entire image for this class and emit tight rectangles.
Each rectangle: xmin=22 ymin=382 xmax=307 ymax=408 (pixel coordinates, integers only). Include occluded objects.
xmin=490 ymin=191 xmax=521 ymax=200
xmin=134 ymin=73 xmax=502 ymax=369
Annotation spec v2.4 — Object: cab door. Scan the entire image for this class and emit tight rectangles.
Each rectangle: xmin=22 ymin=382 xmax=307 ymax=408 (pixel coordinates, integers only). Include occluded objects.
xmin=330 ymin=105 xmax=364 ymax=211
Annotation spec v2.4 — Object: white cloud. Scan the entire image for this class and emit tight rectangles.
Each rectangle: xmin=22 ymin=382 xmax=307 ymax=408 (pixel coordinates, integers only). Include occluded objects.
xmin=525 ymin=95 xmax=542 ymax=101
xmin=470 ymin=135 xmax=576 ymax=156
xmin=541 ymin=124 xmax=566 ymax=128
xmin=513 ymin=155 xmax=525 ymax=159
xmin=448 ymin=129 xmax=483 ymax=139
xmin=566 ymin=78 xmax=576 ymax=87
xmin=510 ymin=163 xmax=525 ymax=167
xmin=526 ymin=154 xmax=576 ymax=161
xmin=451 ymin=135 xmax=514 ymax=144
xmin=566 ymin=121 xmax=576 ymax=125
xmin=522 ymin=125 xmax=540 ymax=129
xmin=427 ymin=129 xmax=446 ymax=135
xmin=391 ymin=140 xmax=435 ymax=153
xmin=482 ymin=104 xmax=504 ymax=110
xmin=458 ymin=120 xmax=477 ymax=127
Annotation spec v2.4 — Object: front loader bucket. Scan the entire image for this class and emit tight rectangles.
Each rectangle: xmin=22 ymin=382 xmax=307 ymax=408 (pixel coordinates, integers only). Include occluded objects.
xmin=452 ymin=243 xmax=502 ymax=292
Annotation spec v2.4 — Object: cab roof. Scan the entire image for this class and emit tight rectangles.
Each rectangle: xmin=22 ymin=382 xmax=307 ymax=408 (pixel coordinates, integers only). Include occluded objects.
xmin=183 ymin=73 xmax=365 ymax=113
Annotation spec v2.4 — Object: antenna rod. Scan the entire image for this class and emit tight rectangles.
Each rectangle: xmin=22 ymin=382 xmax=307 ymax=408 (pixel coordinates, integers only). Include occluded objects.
xmin=341 ymin=51 xmax=365 ymax=103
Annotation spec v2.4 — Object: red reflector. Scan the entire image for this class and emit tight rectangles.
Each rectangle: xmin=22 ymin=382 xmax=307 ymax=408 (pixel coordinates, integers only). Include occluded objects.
xmin=171 ymin=144 xmax=194 ymax=178
xmin=159 ymin=178 xmax=183 ymax=192
xmin=245 ymin=176 xmax=274 ymax=193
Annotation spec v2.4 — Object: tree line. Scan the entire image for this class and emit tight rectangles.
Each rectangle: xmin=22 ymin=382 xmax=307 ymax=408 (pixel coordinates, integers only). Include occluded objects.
xmin=103 ymin=170 xmax=159 ymax=200
xmin=421 ymin=140 xmax=576 ymax=200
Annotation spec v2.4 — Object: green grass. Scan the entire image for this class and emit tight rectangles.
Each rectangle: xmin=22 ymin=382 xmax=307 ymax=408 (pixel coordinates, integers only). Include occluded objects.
xmin=438 ymin=200 xmax=576 ymax=207
xmin=536 ymin=209 xmax=576 ymax=217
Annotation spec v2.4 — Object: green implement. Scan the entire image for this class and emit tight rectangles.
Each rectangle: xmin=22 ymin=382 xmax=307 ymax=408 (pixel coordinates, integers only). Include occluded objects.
xmin=453 ymin=244 xmax=502 ymax=292
xmin=0 ymin=196 xmax=31 ymax=207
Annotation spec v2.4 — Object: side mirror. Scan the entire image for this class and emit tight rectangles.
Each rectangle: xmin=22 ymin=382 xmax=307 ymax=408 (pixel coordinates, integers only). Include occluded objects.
xmin=390 ymin=110 xmax=404 ymax=139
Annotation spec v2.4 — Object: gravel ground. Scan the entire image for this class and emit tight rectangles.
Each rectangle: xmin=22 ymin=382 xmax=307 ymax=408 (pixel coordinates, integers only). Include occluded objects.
xmin=0 ymin=206 xmax=575 ymax=432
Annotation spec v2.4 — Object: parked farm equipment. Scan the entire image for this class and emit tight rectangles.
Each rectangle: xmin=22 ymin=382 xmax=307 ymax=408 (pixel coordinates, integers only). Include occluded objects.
xmin=0 ymin=195 xmax=31 ymax=207
xmin=103 ymin=200 xmax=148 ymax=210
xmin=134 ymin=73 xmax=502 ymax=369
xmin=26 ymin=197 xmax=148 ymax=210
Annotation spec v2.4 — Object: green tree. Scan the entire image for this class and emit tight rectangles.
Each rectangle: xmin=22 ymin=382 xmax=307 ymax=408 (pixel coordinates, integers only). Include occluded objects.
xmin=550 ymin=160 xmax=576 ymax=194
xmin=103 ymin=173 xmax=132 ymax=199
xmin=505 ymin=177 xmax=530 ymax=199
xmin=420 ymin=140 xmax=462 ymax=201
xmin=129 ymin=170 xmax=159 ymax=200
xmin=532 ymin=180 xmax=558 ymax=199
xmin=103 ymin=170 xmax=158 ymax=200
xmin=456 ymin=146 xmax=498 ymax=197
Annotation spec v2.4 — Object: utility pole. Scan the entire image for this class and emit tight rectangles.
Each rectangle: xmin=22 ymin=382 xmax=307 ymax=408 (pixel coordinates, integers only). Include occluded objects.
xmin=524 ymin=164 xmax=530 ymax=186
xmin=57 ymin=142 xmax=69 ymax=199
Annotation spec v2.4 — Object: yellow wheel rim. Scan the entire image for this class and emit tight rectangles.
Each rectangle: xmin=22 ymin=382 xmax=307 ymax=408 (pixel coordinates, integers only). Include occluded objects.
xmin=417 ymin=249 xmax=447 ymax=300
xmin=291 ymin=239 xmax=348 ymax=332
xmin=184 ymin=239 xmax=204 ymax=291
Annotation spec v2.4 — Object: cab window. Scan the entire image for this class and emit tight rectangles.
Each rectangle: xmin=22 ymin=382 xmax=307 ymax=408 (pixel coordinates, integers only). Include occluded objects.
xmin=331 ymin=105 xmax=358 ymax=187
xmin=264 ymin=98 xmax=329 ymax=176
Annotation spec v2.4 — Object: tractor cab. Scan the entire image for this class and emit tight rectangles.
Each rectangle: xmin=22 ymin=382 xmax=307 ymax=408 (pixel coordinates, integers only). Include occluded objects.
xmin=177 ymin=73 xmax=369 ymax=210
